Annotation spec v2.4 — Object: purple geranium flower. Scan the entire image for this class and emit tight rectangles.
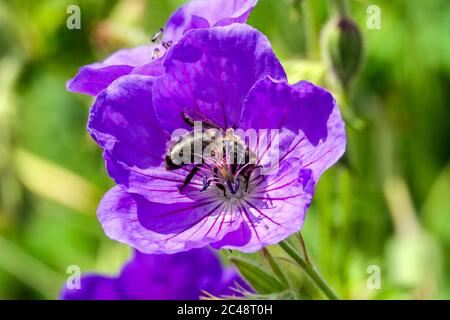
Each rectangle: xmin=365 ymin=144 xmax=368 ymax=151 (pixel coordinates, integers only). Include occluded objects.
xmin=84 ymin=24 xmax=346 ymax=254
xmin=67 ymin=0 xmax=258 ymax=96
xmin=61 ymin=248 xmax=249 ymax=300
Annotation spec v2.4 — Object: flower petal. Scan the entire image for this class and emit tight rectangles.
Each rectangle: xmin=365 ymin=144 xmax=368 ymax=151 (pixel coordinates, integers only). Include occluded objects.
xmin=153 ymin=24 xmax=286 ymax=132
xmin=107 ymin=161 xmax=207 ymax=204
xmin=60 ymin=275 xmax=120 ymax=300
xmin=211 ymin=159 xmax=314 ymax=253
xmin=164 ymin=0 xmax=259 ymax=42
xmin=102 ymin=46 xmax=155 ymax=66
xmin=241 ymin=76 xmax=346 ymax=181
xmin=98 ymin=186 xmax=243 ymax=254
xmin=67 ymin=46 xmax=161 ymax=96
xmin=210 ymin=221 xmax=252 ymax=249
xmin=61 ymin=248 xmax=249 ymax=300
xmin=88 ymin=75 xmax=169 ymax=185
xmin=118 ymin=249 xmax=223 ymax=299
xmin=182 ymin=15 xmax=211 ymax=34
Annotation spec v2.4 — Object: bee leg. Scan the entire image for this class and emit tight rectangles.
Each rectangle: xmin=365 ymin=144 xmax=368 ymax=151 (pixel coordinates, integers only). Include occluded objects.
xmin=179 ymin=164 xmax=202 ymax=191
xmin=200 ymin=175 xmax=211 ymax=192
xmin=216 ymin=183 xmax=227 ymax=197
xmin=244 ymin=175 xmax=250 ymax=192
xmin=243 ymin=164 xmax=261 ymax=192
xmin=242 ymin=169 xmax=253 ymax=192
xmin=181 ymin=112 xmax=195 ymax=128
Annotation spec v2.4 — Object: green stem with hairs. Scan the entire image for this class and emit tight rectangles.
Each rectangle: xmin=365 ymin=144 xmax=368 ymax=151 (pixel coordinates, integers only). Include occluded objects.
xmin=261 ymin=248 xmax=290 ymax=290
xmin=279 ymin=240 xmax=340 ymax=300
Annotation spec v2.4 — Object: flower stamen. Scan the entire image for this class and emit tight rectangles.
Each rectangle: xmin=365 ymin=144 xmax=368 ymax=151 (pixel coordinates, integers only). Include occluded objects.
xmin=150 ymin=27 xmax=173 ymax=60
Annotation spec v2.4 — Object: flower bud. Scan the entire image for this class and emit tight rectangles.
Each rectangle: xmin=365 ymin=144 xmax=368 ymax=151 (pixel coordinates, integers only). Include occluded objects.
xmin=321 ymin=17 xmax=363 ymax=90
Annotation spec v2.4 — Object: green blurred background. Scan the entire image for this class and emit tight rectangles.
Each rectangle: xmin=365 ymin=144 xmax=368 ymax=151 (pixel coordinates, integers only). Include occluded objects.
xmin=0 ymin=0 xmax=449 ymax=299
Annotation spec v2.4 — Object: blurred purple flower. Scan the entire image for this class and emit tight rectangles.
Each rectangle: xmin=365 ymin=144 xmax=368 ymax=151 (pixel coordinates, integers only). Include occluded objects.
xmin=85 ymin=24 xmax=346 ymax=254
xmin=67 ymin=0 xmax=258 ymax=96
xmin=61 ymin=248 xmax=250 ymax=300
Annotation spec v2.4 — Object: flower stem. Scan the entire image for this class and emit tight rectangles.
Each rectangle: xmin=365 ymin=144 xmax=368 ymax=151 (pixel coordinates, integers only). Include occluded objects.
xmin=261 ymin=248 xmax=290 ymax=290
xmin=279 ymin=240 xmax=340 ymax=300
xmin=296 ymin=233 xmax=311 ymax=265
xmin=332 ymin=0 xmax=349 ymax=18
xmin=293 ymin=0 xmax=319 ymax=58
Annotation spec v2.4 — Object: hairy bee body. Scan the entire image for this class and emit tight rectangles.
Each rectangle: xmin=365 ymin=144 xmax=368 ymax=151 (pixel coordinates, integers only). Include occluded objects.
xmin=165 ymin=128 xmax=255 ymax=171
xmin=165 ymin=129 xmax=218 ymax=170
xmin=164 ymin=111 xmax=257 ymax=193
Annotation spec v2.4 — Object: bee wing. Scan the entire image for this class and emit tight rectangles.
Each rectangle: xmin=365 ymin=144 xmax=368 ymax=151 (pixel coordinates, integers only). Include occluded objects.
xmin=181 ymin=108 xmax=224 ymax=130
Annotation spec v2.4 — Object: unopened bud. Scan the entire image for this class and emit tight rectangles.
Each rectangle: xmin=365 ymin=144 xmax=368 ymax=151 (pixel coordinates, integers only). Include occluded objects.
xmin=321 ymin=17 xmax=363 ymax=90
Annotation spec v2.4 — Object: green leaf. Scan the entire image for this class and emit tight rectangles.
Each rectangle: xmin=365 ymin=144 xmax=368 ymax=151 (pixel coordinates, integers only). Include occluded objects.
xmin=230 ymin=258 xmax=284 ymax=294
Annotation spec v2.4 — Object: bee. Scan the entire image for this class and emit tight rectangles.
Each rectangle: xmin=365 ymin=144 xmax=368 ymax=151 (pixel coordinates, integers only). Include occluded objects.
xmin=165 ymin=110 xmax=257 ymax=195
